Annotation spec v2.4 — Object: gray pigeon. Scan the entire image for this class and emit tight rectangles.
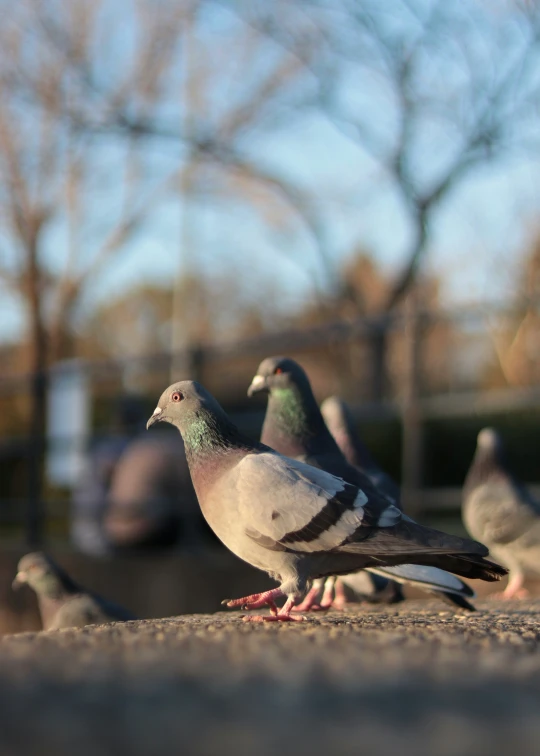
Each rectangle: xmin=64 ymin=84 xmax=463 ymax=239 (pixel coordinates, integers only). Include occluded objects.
xmin=147 ymin=380 xmax=505 ymax=622
xmin=13 ymin=552 xmax=136 ymax=630
xmin=463 ymin=427 xmax=540 ymax=599
xmin=248 ymin=357 xmax=476 ymax=611
xmin=320 ymin=395 xmax=479 ymax=608
xmin=321 ymin=395 xmax=400 ymax=505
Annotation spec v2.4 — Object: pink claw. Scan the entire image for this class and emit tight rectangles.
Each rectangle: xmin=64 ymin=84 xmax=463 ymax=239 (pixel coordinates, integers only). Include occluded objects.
xmin=241 ymin=594 xmax=305 ymax=622
xmin=223 ymin=590 xmax=305 ymax=621
xmin=223 ymin=588 xmax=285 ymax=611
xmin=493 ymin=573 xmax=529 ymax=600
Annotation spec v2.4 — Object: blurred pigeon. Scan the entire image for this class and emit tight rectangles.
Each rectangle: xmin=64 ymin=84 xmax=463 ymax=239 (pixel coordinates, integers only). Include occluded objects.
xmin=463 ymin=427 xmax=540 ymax=599
xmin=248 ymin=357 xmax=476 ymax=611
xmin=318 ymin=563 xmax=478 ymax=610
xmin=321 ymin=395 xmax=479 ymax=609
xmin=307 ymin=573 xmax=404 ymax=610
xmin=13 ymin=552 xmax=136 ymax=630
xmin=148 ymin=380 xmax=505 ymax=622
xmin=104 ymin=432 xmax=206 ymax=552
xmin=321 ymin=395 xmax=399 ymax=505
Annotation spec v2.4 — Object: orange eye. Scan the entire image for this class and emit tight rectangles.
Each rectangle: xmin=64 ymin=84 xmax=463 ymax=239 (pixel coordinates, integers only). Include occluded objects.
xmin=275 ymin=368 xmax=283 ymax=374
xmin=171 ymin=391 xmax=183 ymax=402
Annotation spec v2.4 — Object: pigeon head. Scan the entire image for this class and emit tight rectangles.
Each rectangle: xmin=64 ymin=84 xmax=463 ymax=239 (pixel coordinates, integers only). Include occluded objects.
xmin=147 ymin=380 xmax=224 ymax=431
xmin=464 ymin=427 xmax=509 ymax=496
xmin=247 ymin=356 xmax=311 ymax=397
xmin=147 ymin=380 xmax=248 ymax=462
xmin=474 ymin=427 xmax=506 ymax=469
xmin=248 ymin=356 xmax=335 ymax=456
xmin=13 ymin=552 xmax=76 ymax=597
xmin=477 ymin=427 xmax=502 ymax=452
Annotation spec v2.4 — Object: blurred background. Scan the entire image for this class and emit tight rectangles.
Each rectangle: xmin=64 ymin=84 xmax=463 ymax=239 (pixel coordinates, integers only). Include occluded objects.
xmin=1 ymin=0 xmax=540 ymax=631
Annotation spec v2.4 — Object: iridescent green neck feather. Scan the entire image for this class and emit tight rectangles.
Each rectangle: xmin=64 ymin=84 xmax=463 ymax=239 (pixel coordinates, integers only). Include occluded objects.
xmin=179 ymin=408 xmax=253 ymax=464
xmin=271 ymin=387 xmax=309 ymax=437
xmin=262 ymin=384 xmax=337 ymax=458
xmin=177 ymin=407 xmax=257 ymax=497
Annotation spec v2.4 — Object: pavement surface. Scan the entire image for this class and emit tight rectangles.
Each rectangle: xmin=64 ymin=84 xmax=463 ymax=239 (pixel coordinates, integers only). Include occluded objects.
xmin=3 ymin=599 xmax=540 ymax=756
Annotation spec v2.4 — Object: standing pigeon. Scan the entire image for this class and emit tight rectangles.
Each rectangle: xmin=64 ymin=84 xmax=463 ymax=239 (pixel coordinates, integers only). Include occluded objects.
xmin=13 ymin=552 xmax=136 ymax=630
xmin=248 ymin=357 xmax=476 ymax=611
xmin=320 ymin=395 xmax=478 ymax=607
xmin=463 ymin=427 xmax=540 ymax=599
xmin=147 ymin=380 xmax=505 ymax=622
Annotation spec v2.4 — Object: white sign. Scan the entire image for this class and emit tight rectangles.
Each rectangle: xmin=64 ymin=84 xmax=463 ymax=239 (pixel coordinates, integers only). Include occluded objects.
xmin=47 ymin=360 xmax=90 ymax=487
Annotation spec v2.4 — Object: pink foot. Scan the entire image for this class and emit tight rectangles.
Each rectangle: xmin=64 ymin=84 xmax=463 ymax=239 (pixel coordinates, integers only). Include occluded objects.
xmin=492 ymin=573 xmax=529 ymax=600
xmin=292 ymin=584 xmax=325 ymax=612
xmin=319 ymin=577 xmax=336 ymax=609
xmin=332 ymin=579 xmax=348 ymax=610
xmin=494 ymin=587 xmax=530 ymax=600
xmin=319 ymin=577 xmax=347 ymax=610
xmin=223 ymin=590 xmax=306 ymax=621
xmin=242 ymin=595 xmax=306 ymax=623
xmin=222 ymin=588 xmax=285 ymax=611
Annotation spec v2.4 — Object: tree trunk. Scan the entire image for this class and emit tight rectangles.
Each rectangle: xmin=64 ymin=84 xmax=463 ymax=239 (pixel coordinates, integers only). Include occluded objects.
xmin=400 ymin=290 xmax=424 ymax=517
xmin=368 ymin=324 xmax=387 ymax=403
xmin=26 ymin=238 xmax=47 ymax=547
xmin=370 ymin=214 xmax=429 ymax=403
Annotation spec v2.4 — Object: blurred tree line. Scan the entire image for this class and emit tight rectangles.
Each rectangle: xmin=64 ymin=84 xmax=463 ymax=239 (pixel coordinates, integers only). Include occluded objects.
xmin=0 ymin=0 xmax=540 ymax=462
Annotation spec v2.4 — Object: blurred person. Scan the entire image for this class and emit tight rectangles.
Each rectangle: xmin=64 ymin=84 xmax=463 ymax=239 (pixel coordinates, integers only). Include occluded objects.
xmin=72 ymin=395 xmax=208 ymax=555
xmin=103 ymin=429 xmax=205 ymax=554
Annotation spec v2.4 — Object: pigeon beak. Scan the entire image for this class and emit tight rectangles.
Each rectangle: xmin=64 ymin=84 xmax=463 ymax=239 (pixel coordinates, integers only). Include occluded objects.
xmin=146 ymin=406 xmax=163 ymax=430
xmin=247 ymin=375 xmax=269 ymax=397
xmin=12 ymin=572 xmax=26 ymax=590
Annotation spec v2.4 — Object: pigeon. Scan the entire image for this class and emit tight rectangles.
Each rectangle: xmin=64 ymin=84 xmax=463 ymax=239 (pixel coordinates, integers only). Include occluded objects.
xmin=248 ymin=357 xmax=477 ymax=611
xmin=318 ymin=563 xmax=478 ymax=610
xmin=310 ymin=572 xmax=404 ymax=609
xmin=147 ymin=380 xmax=505 ymax=622
xmin=13 ymin=552 xmax=137 ymax=630
xmin=463 ymin=427 xmax=540 ymax=599
xmin=320 ymin=395 xmax=480 ymax=608
xmin=321 ymin=395 xmax=400 ymax=505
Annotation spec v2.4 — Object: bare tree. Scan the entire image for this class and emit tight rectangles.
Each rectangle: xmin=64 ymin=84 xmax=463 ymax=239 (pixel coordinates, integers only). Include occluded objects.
xmin=0 ymin=0 xmax=326 ymax=542
xmin=236 ymin=0 xmax=540 ymax=395
xmin=0 ymin=0 xmax=200 ymax=543
xmin=45 ymin=0 xmax=332 ymax=292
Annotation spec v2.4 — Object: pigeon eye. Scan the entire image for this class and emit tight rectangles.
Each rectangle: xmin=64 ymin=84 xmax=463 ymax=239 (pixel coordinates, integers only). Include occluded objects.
xmin=275 ymin=368 xmax=283 ymax=375
xmin=171 ymin=392 xmax=184 ymax=403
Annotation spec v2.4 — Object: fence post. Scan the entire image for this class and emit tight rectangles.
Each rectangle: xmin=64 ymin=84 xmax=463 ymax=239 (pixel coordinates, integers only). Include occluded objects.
xmin=27 ymin=368 xmax=46 ymax=547
xmin=369 ymin=319 xmax=387 ymax=403
xmin=401 ymin=290 xmax=424 ymax=517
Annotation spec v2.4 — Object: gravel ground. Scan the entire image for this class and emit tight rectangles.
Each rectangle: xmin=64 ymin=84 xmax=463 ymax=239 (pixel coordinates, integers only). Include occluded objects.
xmin=3 ymin=599 xmax=540 ymax=756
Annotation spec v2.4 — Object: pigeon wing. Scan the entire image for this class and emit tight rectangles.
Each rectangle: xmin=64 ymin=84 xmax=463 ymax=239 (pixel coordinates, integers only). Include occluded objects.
xmin=235 ymin=452 xmax=400 ymax=554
